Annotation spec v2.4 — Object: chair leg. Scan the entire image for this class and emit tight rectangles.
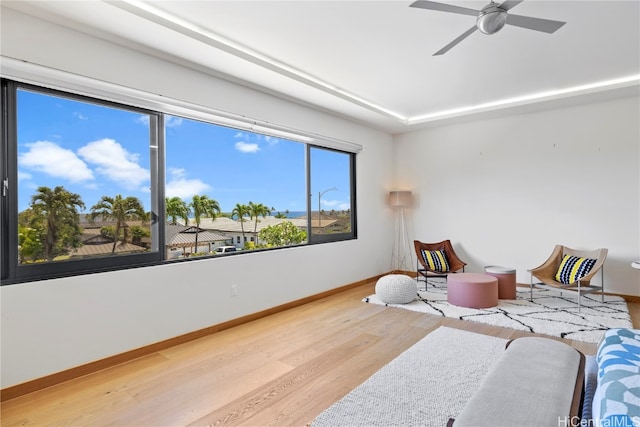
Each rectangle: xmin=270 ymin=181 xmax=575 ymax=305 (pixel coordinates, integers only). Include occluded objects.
xmin=416 ymin=260 xmax=428 ymax=291
xmin=530 ymin=278 xmax=533 ymax=301
xmin=601 ymin=266 xmax=605 ymax=303
xmin=577 ymin=281 xmax=581 ymax=313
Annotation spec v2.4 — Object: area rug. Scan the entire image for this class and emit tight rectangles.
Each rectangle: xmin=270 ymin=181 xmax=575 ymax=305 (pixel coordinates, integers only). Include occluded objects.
xmin=311 ymin=326 xmax=507 ymax=427
xmin=364 ymin=278 xmax=632 ymax=344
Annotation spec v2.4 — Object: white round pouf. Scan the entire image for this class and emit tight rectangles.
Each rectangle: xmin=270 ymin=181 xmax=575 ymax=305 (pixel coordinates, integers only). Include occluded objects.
xmin=375 ymin=274 xmax=417 ymax=304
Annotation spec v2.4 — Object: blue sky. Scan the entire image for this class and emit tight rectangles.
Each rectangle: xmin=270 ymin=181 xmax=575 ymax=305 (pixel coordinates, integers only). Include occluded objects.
xmin=16 ymin=88 xmax=352 ymax=215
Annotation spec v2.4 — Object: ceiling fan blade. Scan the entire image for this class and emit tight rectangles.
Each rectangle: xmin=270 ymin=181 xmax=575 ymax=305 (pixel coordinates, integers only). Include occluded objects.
xmin=506 ymin=13 xmax=566 ymax=33
xmin=434 ymin=25 xmax=478 ymax=56
xmin=409 ymin=1 xmax=479 ymax=17
xmin=498 ymin=0 xmax=524 ymax=12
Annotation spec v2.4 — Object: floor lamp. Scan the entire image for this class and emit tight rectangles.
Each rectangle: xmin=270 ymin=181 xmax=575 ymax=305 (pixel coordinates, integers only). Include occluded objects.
xmin=389 ymin=190 xmax=413 ymax=273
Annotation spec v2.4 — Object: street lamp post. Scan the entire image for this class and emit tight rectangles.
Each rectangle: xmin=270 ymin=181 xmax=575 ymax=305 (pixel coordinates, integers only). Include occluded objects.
xmin=318 ymin=187 xmax=337 ymax=231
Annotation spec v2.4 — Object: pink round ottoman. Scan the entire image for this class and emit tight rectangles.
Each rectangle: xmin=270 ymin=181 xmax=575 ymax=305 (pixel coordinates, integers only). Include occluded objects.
xmin=485 ymin=266 xmax=517 ymax=299
xmin=448 ymin=273 xmax=498 ymax=308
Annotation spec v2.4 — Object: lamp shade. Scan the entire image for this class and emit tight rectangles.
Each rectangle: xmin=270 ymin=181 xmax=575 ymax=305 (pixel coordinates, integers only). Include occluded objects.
xmin=389 ymin=190 xmax=413 ymax=208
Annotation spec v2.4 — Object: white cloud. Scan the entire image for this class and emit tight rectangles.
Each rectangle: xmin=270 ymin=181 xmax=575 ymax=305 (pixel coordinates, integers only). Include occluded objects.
xmin=73 ymin=112 xmax=88 ymax=120
xmin=168 ymin=167 xmax=187 ymax=179
xmin=19 ymin=141 xmax=94 ymax=182
xmin=264 ymin=135 xmax=280 ymax=145
xmin=322 ymin=199 xmax=350 ymax=211
xmin=322 ymin=199 xmax=340 ymax=208
xmin=235 ymin=141 xmax=260 ymax=153
xmin=165 ymin=168 xmax=211 ymax=199
xmin=136 ymin=115 xmax=150 ymax=126
xmin=166 ymin=116 xmax=183 ymax=128
xmin=17 ymin=171 xmax=32 ymax=182
xmin=77 ymin=138 xmax=148 ymax=190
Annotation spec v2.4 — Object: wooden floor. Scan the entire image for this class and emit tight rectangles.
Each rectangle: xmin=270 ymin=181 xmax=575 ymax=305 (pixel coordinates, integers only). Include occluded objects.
xmin=2 ymin=280 xmax=639 ymax=427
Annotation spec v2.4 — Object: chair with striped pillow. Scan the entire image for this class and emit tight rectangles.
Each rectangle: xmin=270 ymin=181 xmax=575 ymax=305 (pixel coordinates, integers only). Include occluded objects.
xmin=414 ymin=239 xmax=466 ymax=289
xmin=528 ymin=245 xmax=608 ymax=311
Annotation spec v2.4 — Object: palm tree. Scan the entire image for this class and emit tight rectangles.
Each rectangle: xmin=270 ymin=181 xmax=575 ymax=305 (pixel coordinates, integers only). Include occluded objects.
xmin=248 ymin=201 xmax=271 ymax=245
xmin=30 ymin=186 xmax=85 ymax=260
xmin=90 ymin=194 xmax=147 ymax=253
xmin=231 ymin=203 xmax=250 ymax=245
xmin=189 ymin=194 xmax=221 ymax=253
xmin=165 ymin=197 xmax=190 ymax=225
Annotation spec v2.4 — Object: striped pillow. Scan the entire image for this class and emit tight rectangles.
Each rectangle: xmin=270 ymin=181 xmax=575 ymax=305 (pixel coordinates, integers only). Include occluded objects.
xmin=420 ymin=249 xmax=450 ymax=272
xmin=555 ymin=254 xmax=597 ymax=284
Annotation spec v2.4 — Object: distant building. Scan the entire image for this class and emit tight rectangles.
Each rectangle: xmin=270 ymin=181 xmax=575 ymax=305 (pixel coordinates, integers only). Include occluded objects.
xmin=71 ymin=215 xmax=340 ymax=258
xmin=195 ymin=216 xmax=337 ymax=247
xmin=71 ymin=218 xmax=149 ymax=258
xmin=166 ymin=224 xmax=229 ymax=257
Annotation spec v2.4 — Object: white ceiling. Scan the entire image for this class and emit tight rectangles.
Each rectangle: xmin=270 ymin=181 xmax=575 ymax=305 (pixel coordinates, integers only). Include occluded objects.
xmin=4 ymin=0 xmax=640 ymax=133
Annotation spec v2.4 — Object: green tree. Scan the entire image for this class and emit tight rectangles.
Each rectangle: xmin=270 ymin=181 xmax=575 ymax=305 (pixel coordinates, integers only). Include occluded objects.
xmin=130 ymin=225 xmax=151 ymax=244
xmin=90 ymin=194 xmax=147 ymax=253
xmin=248 ymin=201 xmax=271 ymax=246
xmin=100 ymin=226 xmax=116 ymax=239
xmin=18 ymin=222 xmax=44 ymax=263
xmin=30 ymin=186 xmax=85 ymax=261
xmin=258 ymin=221 xmax=307 ymax=247
xmin=231 ymin=203 xmax=250 ymax=244
xmin=189 ymin=194 xmax=221 ymax=253
xmin=165 ymin=196 xmax=190 ymax=226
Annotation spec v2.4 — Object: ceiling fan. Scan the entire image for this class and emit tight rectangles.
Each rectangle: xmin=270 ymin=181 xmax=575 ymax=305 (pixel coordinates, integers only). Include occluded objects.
xmin=410 ymin=0 xmax=566 ymax=56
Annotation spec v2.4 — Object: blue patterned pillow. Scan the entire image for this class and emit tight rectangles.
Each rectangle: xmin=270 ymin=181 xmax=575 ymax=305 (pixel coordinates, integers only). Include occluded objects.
xmin=592 ymin=329 xmax=640 ymax=426
xmin=420 ymin=249 xmax=450 ymax=272
xmin=555 ymin=254 xmax=596 ymax=284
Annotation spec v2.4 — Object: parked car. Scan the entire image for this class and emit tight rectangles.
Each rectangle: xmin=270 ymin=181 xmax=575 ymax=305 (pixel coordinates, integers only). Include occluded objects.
xmin=214 ymin=246 xmax=237 ymax=254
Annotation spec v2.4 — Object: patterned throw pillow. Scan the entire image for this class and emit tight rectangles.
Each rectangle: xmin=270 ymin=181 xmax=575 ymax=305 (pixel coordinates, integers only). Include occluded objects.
xmin=420 ymin=249 xmax=450 ymax=272
xmin=554 ymin=254 xmax=597 ymax=284
xmin=592 ymin=328 xmax=640 ymax=425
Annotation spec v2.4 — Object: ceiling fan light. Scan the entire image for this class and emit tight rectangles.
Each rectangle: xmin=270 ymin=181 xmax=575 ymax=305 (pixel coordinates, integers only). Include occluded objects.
xmin=477 ymin=7 xmax=508 ymax=35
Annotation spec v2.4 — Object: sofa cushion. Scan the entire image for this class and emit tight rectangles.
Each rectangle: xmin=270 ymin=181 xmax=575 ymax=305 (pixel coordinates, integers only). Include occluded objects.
xmin=420 ymin=249 xmax=450 ymax=272
xmin=554 ymin=254 xmax=596 ymax=284
xmin=451 ymin=337 xmax=583 ymax=426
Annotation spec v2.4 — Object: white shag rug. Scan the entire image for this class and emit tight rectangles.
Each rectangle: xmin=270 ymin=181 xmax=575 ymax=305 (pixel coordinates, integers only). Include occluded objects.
xmin=364 ymin=278 xmax=632 ymax=344
xmin=311 ymin=326 xmax=506 ymax=427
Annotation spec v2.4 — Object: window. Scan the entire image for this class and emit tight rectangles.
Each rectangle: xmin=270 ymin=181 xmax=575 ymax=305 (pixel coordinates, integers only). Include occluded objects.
xmin=308 ymin=146 xmax=355 ymax=243
xmin=1 ymin=78 xmax=356 ymax=284
xmin=164 ymin=114 xmax=307 ymax=254
xmin=1 ymin=80 xmax=162 ymax=282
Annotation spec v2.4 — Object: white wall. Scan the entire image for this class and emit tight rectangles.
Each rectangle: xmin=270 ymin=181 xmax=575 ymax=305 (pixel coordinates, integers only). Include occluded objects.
xmin=0 ymin=8 xmax=395 ymax=388
xmin=394 ymin=96 xmax=640 ymax=296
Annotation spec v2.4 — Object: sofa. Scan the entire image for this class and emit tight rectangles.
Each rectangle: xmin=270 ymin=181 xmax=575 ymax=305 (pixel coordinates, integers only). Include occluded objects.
xmin=448 ymin=329 xmax=640 ymax=427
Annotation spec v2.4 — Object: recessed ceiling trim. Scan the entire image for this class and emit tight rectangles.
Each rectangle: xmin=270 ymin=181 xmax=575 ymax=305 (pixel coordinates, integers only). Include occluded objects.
xmin=105 ymin=0 xmax=407 ymax=122
xmin=407 ymin=74 xmax=640 ymax=125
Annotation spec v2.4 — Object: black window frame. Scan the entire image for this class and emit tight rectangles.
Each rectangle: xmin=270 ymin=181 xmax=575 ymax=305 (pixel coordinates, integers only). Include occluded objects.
xmin=1 ymin=80 xmax=164 ymax=283
xmin=306 ymin=144 xmax=357 ymax=244
xmin=0 ymin=78 xmax=357 ymax=285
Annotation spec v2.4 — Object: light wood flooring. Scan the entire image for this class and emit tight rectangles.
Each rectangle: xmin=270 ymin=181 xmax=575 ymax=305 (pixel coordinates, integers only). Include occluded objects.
xmin=2 ymin=280 xmax=639 ymax=427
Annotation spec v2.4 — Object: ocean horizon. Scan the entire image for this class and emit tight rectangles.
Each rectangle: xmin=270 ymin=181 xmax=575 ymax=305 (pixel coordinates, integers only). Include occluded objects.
xmin=279 ymin=210 xmax=306 ymax=218
xmin=185 ymin=211 xmax=307 ymax=220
